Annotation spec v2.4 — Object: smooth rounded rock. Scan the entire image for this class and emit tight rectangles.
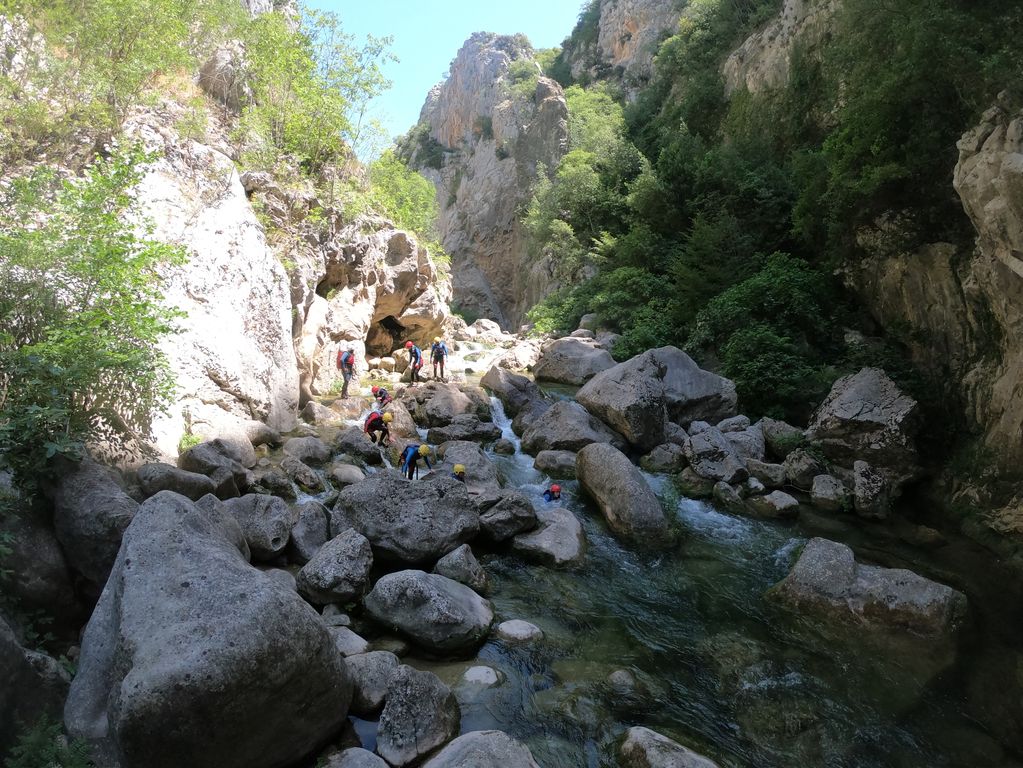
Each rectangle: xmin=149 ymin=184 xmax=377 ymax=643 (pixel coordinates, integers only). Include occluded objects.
xmin=496 ymin=620 xmax=543 ymax=642
xmin=377 ymin=666 xmax=460 ymax=767
xmin=346 ymin=650 xmax=400 ymax=716
xmin=297 ymin=529 xmax=373 ymax=605
xmin=421 ymin=730 xmax=541 ymax=768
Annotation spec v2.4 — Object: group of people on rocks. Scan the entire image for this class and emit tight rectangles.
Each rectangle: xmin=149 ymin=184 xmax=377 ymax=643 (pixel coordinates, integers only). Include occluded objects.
xmin=341 ymin=334 xmax=562 ymax=496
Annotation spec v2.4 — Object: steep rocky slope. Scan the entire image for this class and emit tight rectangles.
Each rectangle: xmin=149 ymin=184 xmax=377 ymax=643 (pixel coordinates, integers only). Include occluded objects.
xmin=405 ymin=33 xmax=568 ymax=328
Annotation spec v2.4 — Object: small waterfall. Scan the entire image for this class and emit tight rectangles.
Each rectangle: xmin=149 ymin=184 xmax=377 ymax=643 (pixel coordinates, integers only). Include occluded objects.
xmin=489 ymin=396 xmax=517 ymax=444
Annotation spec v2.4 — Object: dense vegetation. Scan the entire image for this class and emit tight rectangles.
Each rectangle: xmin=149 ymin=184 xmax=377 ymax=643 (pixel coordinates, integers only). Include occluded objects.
xmin=527 ymin=0 xmax=1022 ymax=423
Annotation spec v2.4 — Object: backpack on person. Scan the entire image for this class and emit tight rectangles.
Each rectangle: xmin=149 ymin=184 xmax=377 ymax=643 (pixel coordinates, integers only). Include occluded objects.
xmin=338 ymin=349 xmax=355 ymax=371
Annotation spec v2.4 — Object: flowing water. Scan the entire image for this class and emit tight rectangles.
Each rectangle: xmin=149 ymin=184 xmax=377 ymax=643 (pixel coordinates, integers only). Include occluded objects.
xmin=304 ymin=391 xmax=1023 ymax=767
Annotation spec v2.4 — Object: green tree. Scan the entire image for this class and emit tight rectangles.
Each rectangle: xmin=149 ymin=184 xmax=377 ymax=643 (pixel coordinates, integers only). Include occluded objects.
xmin=0 ymin=147 xmax=185 ymax=485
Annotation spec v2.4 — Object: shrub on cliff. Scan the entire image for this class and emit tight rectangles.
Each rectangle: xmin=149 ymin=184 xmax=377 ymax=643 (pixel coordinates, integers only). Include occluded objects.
xmin=0 ymin=147 xmax=184 ymax=486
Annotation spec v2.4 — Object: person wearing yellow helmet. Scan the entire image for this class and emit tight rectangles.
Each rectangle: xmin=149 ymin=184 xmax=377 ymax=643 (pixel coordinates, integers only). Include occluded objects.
xmin=399 ymin=443 xmax=432 ymax=480
xmin=363 ymin=410 xmax=391 ymax=446
xmin=452 ymin=463 xmax=466 ymax=482
xmin=430 ymin=336 xmax=448 ymax=382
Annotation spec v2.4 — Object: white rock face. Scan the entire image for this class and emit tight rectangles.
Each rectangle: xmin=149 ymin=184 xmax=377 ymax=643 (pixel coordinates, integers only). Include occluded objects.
xmin=595 ymin=0 xmax=682 ymax=83
xmin=129 ymin=119 xmax=300 ymax=458
xmin=723 ymin=0 xmax=839 ymax=96
xmin=410 ymin=33 xmax=569 ymax=327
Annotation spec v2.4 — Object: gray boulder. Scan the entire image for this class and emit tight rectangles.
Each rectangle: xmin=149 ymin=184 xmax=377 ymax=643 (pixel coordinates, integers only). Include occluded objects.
xmin=325 ymin=748 xmax=388 ymax=768
xmin=717 ymin=415 xmax=750 ymax=433
xmin=435 ymin=440 xmax=499 ymax=494
xmin=427 ymin=414 xmax=502 ymax=444
xmin=137 ymin=462 xmax=215 ymax=501
xmin=683 ymin=427 xmax=748 ymax=484
xmin=674 ymin=467 xmax=715 ymax=499
xmin=746 ymin=459 xmax=786 ymax=489
xmin=521 ymin=400 xmax=626 ymax=456
xmin=283 ymin=436 xmax=331 ymax=466
xmin=494 ymin=438 xmax=516 ymax=454
xmin=712 ymin=482 xmax=746 ymax=515
xmin=330 ymin=626 xmax=370 ymax=657
xmin=769 ymin=537 xmax=968 ymax=636
xmin=403 ymin=382 xmax=490 ymax=427
xmin=434 ymin=544 xmax=489 ymax=594
xmin=640 ymin=443 xmax=688 ymax=473
xmin=619 ymin=726 xmax=721 ymax=768
xmin=664 ymin=422 xmax=689 ymax=446
xmin=251 ymin=468 xmax=296 ymax=500
xmin=745 ymin=490 xmax=800 ymax=520
xmin=783 ymin=448 xmax=825 ymax=490
xmin=653 ymin=347 xmax=738 ymax=426
xmin=477 ymin=490 xmax=538 ymax=542
xmin=577 ymin=443 xmax=674 ymax=547
xmin=811 ymin=474 xmax=849 ymax=513
xmin=281 ymin=456 xmax=324 ymax=492
xmin=301 ymin=401 xmax=341 ymax=425
xmin=854 ymin=460 xmax=891 ymax=519
xmin=511 ymin=398 xmax=552 ymax=437
xmin=334 ymin=427 xmax=383 ymax=465
xmin=65 ymin=491 xmax=350 ymax=768
xmin=329 ymin=463 xmax=366 ymax=488
xmin=0 ymin=508 xmax=79 ymax=623
xmin=511 ymin=507 xmax=586 ymax=567
xmin=345 ymin=650 xmax=400 ymax=716
xmin=178 ymin=439 xmax=253 ymax=497
xmin=222 ymin=494 xmax=298 ymax=561
xmin=481 ymin=365 xmax=547 ymax=417
xmin=533 ymin=449 xmax=578 ymax=478
xmin=422 ymin=730 xmax=541 ymax=768
xmin=384 ymin=402 xmax=421 ymax=440
xmin=725 ymin=423 xmax=766 ymax=462
xmin=297 ymin=529 xmax=373 ymax=605
xmin=806 ymin=367 xmax=921 ymax=483
xmin=761 ymin=417 xmax=804 ymax=459
xmin=495 ymin=620 xmax=543 ymax=643
xmin=363 ymin=570 xmax=493 ymax=654
xmin=333 ymin=472 xmax=479 ymax=565
xmin=532 ymin=337 xmax=615 ymax=385
xmin=377 ymin=666 xmax=460 ymax=767
xmin=576 ymin=350 xmax=669 ymax=451
xmin=1 ymin=613 xmax=70 ymax=757
xmin=53 ymin=459 xmax=137 ymax=590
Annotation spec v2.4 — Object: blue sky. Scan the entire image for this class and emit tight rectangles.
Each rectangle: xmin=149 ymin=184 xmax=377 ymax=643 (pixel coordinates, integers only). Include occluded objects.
xmin=306 ymin=0 xmax=586 ymax=155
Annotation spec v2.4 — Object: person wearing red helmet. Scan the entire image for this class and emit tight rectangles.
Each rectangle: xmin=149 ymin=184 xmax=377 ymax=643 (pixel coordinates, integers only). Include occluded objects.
xmin=405 ymin=340 xmax=423 ymax=385
xmin=371 ymin=385 xmax=391 ymax=407
xmin=543 ymin=484 xmax=561 ymax=502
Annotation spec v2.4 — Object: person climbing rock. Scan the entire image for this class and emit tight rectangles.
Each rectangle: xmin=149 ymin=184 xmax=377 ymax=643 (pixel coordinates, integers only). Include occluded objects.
xmin=405 ymin=340 xmax=423 ymax=385
xmin=371 ymin=385 xmax=392 ymax=407
xmin=399 ymin=443 xmax=432 ymax=480
xmin=363 ymin=410 xmax=392 ymax=446
xmin=452 ymin=463 xmax=466 ymax=483
xmin=543 ymin=484 xmax=561 ymax=502
xmin=337 ymin=344 xmax=356 ymax=398
xmin=430 ymin=336 xmax=448 ymax=381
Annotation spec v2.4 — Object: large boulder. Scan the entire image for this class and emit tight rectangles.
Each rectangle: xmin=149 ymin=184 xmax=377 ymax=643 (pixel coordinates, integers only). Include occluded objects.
xmin=427 ymin=413 xmax=503 ymax=444
xmin=434 ymin=544 xmax=489 ymax=594
xmin=52 ymin=459 xmax=137 ymax=590
xmin=576 ymin=351 xmax=669 ymax=451
xmin=782 ymin=448 xmax=825 ymax=490
xmin=435 ymin=440 xmax=500 ymax=494
xmin=281 ymin=456 xmax=324 ymax=493
xmin=724 ymin=423 xmax=766 ymax=462
xmin=0 ymin=614 xmax=70 ymax=757
xmin=806 ymin=368 xmax=921 ymax=483
xmin=477 ymin=490 xmax=538 ymax=542
xmin=576 ymin=443 xmax=674 ymax=547
xmin=326 ymin=749 xmax=389 ymax=768
xmin=761 ymin=417 xmax=804 ymax=459
xmin=533 ymin=449 xmax=578 ymax=478
xmin=0 ymin=507 xmax=79 ymax=623
xmin=345 ymin=650 xmax=400 ymax=717
xmin=511 ymin=398 xmax=552 ymax=437
xmin=532 ymin=337 xmax=616 ymax=385
xmin=652 ymin=347 xmax=738 ymax=426
xmin=363 ymin=570 xmax=493 ymax=654
xmin=137 ymin=462 xmax=216 ymax=501
xmin=640 ymin=443 xmax=688 ymax=473
xmin=422 ymin=730 xmax=541 ymax=768
xmin=811 ymin=474 xmax=849 ymax=513
xmin=333 ymin=472 xmax=479 ymax=565
xmin=511 ymin=507 xmax=586 ymax=568
xmin=854 ymin=460 xmax=891 ymax=520
xmin=286 ymin=501 xmax=331 ymax=565
xmin=402 ymin=382 xmax=490 ymax=427
xmin=297 ymin=529 xmax=373 ymax=605
xmin=683 ymin=427 xmax=748 ymax=484
xmin=334 ymin=427 xmax=384 ymax=465
xmin=481 ymin=365 xmax=547 ymax=417
xmin=283 ymin=436 xmax=331 ymax=466
xmin=770 ymin=537 xmax=968 ymax=636
xmin=376 ymin=666 xmax=460 ymax=767
xmin=178 ymin=438 xmax=254 ymax=498
xmin=221 ymin=494 xmax=298 ymax=561
xmin=745 ymin=490 xmax=800 ymax=520
xmin=619 ymin=726 xmax=721 ymax=768
xmin=65 ymin=491 xmax=350 ymax=768
xmin=520 ymin=400 xmax=626 ymax=456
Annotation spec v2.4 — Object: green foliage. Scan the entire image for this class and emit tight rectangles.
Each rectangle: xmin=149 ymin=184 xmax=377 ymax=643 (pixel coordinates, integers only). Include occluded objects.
xmin=506 ymin=58 xmax=540 ymax=101
xmin=238 ymin=8 xmax=394 ymax=174
xmin=364 ymin=150 xmax=440 ymax=238
xmin=0 ymin=146 xmax=184 ymax=487
xmin=177 ymin=432 xmax=202 ymax=454
xmin=534 ymin=47 xmax=561 ymax=75
xmin=175 ymin=97 xmax=209 ymax=142
xmin=6 ymin=717 xmax=93 ymax=768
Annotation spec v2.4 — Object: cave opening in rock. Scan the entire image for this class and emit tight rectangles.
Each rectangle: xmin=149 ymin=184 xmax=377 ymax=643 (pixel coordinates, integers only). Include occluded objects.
xmin=367 ymin=315 xmax=406 ymax=357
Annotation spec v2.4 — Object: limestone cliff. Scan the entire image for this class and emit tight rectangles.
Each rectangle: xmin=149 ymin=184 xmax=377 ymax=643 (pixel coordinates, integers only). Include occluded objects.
xmin=405 ymin=33 xmax=568 ymax=329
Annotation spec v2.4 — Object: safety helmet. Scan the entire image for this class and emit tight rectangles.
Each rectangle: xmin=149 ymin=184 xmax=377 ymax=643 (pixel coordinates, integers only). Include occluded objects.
xmin=405 ymin=341 xmax=413 ymax=349
xmin=382 ymin=412 xmax=393 ymax=423
xmin=453 ymin=464 xmax=466 ymax=475
xmin=418 ymin=444 xmax=430 ymax=456
xmin=433 ymin=336 xmax=441 ymax=342
xmin=372 ymin=385 xmax=380 ymax=394
xmin=551 ymin=484 xmax=561 ymax=494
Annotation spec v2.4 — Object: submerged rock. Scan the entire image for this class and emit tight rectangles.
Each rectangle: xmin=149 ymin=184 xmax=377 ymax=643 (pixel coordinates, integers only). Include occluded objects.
xmin=65 ymin=491 xmax=350 ymax=768
xmin=619 ymin=726 xmax=721 ymax=768
xmin=769 ymin=537 xmax=968 ymax=637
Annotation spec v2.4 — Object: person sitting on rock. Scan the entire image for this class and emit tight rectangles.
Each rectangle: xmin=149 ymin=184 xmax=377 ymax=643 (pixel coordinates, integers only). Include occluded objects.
xmin=363 ymin=410 xmax=392 ymax=446
xmin=452 ymin=463 xmax=466 ymax=483
xmin=336 ymin=345 xmax=356 ymax=398
xmin=405 ymin=341 xmax=423 ymax=385
xmin=399 ymin=443 xmax=432 ymax=480
xmin=430 ymin=336 xmax=448 ymax=381
xmin=371 ymin=385 xmax=392 ymax=407
xmin=543 ymin=484 xmax=561 ymax=502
